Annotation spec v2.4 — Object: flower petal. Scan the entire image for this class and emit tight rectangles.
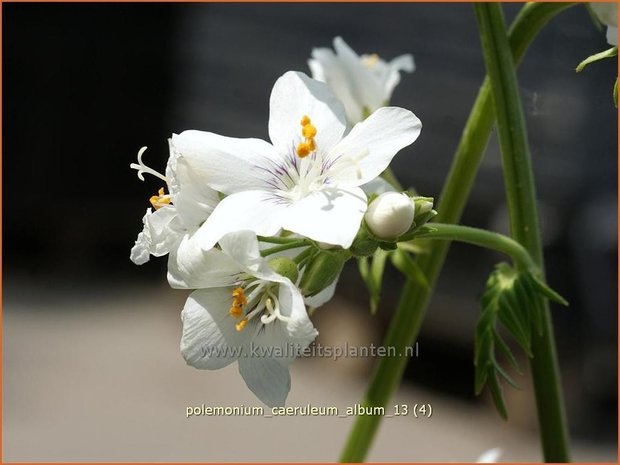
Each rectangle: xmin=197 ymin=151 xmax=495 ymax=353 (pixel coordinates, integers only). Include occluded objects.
xmin=309 ymin=48 xmax=364 ymax=124
xmin=268 ymin=71 xmax=347 ymax=155
xmin=278 ymin=281 xmax=319 ymax=347
xmin=167 ymin=237 xmax=241 ymax=289
xmin=180 ymin=288 xmax=246 ymax=370
xmin=130 ymin=230 xmax=151 ymax=265
xmin=167 ymin=148 xmax=220 ymax=229
xmin=218 ymin=230 xmax=265 ymax=276
xmin=191 ymin=190 xmax=286 ymax=252
xmin=361 ymin=176 xmax=396 ymax=196
xmin=171 ymin=131 xmax=275 ymax=195
xmin=327 ymin=106 xmax=421 ymax=187
xmin=238 ymin=357 xmax=291 ymax=407
xmin=383 ymin=54 xmax=415 ymax=101
xmin=304 ymin=277 xmax=338 ymax=308
xmin=282 ymin=186 xmax=367 ymax=248
xmin=332 ymin=37 xmax=385 ymax=115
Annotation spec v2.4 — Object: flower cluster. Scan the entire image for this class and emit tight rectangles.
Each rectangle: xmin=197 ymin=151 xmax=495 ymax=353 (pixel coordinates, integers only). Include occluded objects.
xmin=130 ymin=39 xmax=424 ymax=406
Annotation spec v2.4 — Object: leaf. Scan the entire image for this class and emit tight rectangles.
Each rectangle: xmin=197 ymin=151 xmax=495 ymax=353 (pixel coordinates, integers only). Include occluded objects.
xmin=474 ymin=262 xmax=570 ymax=418
xmin=527 ymin=272 xmax=568 ymax=306
xmin=390 ymin=248 xmax=429 ymax=289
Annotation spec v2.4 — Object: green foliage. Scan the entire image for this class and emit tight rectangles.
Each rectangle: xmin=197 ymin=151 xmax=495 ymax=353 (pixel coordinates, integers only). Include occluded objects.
xmin=475 ymin=263 xmax=568 ymax=419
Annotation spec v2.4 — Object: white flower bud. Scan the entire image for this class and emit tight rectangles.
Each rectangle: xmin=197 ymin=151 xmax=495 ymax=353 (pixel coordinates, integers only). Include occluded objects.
xmin=365 ymin=192 xmax=415 ymax=240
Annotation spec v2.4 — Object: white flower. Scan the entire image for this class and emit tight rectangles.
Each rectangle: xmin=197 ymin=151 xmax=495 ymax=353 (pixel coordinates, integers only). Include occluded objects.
xmin=365 ymin=192 xmax=415 ymax=240
xmin=591 ymin=3 xmax=618 ymax=46
xmin=129 ymin=143 xmax=219 ymax=285
xmin=308 ymin=36 xmax=415 ymax=124
xmin=172 ymin=71 xmax=421 ymax=251
xmin=177 ymin=230 xmax=318 ymax=407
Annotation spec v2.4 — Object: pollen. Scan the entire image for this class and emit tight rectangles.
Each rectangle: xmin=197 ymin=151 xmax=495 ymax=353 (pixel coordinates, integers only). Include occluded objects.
xmin=149 ymin=187 xmax=172 ymax=210
xmin=235 ymin=318 xmax=248 ymax=332
xmin=296 ymin=142 xmax=312 ymax=157
xmin=296 ymin=115 xmax=317 ymax=158
xmin=229 ymin=287 xmax=247 ymax=318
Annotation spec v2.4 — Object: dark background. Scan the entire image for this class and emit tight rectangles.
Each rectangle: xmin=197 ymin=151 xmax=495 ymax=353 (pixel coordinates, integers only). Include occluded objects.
xmin=3 ymin=2 xmax=617 ymax=457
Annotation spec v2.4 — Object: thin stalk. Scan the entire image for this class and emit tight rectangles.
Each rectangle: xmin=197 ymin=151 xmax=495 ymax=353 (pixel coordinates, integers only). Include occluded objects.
xmin=339 ymin=3 xmax=576 ymax=462
xmin=260 ymin=240 xmax=309 ymax=257
xmin=413 ymin=223 xmax=537 ymax=271
xmin=475 ymin=3 xmax=569 ymax=461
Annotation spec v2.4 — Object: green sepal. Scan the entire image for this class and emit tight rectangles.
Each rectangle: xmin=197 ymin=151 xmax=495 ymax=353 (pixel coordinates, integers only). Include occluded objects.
xmin=299 ymin=249 xmax=347 ymax=297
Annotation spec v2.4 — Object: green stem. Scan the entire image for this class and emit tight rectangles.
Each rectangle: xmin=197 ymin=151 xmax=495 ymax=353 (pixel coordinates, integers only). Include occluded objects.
xmin=475 ymin=3 xmax=570 ymax=461
xmin=257 ymin=235 xmax=301 ymax=245
xmin=414 ymin=223 xmax=537 ymax=271
xmin=260 ymin=240 xmax=309 ymax=257
xmin=339 ymin=3 xmax=576 ymax=462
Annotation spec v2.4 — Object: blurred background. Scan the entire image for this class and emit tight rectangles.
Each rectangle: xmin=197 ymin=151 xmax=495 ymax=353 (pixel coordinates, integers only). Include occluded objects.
xmin=3 ymin=3 xmax=617 ymax=462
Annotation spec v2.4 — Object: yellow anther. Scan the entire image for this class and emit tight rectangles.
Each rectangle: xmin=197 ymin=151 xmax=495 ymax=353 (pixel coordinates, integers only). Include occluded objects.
xmin=302 ymin=124 xmax=317 ymax=139
xmin=229 ymin=305 xmax=243 ymax=318
xmin=232 ymin=287 xmax=247 ymax=306
xmin=362 ymin=53 xmax=379 ymax=67
xmin=149 ymin=187 xmax=171 ymax=210
xmin=296 ymin=114 xmax=317 ymax=158
xmin=235 ymin=318 xmax=248 ymax=332
xmin=296 ymin=142 xmax=312 ymax=158
xmin=229 ymin=287 xmax=247 ymax=319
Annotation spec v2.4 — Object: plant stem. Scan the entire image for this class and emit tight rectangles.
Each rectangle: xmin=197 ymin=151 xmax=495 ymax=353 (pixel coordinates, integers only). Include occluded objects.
xmin=474 ymin=3 xmax=570 ymax=461
xmin=339 ymin=3 xmax=576 ymax=462
xmin=260 ymin=240 xmax=309 ymax=257
xmin=413 ymin=223 xmax=537 ymax=271
xmin=257 ymin=235 xmax=301 ymax=245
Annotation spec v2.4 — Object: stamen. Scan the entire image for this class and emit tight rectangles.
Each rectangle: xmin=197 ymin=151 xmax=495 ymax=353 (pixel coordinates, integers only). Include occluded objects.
xmin=235 ymin=318 xmax=248 ymax=332
xmin=149 ymin=187 xmax=172 ymax=210
xmin=130 ymin=147 xmax=168 ymax=182
xmin=229 ymin=287 xmax=247 ymax=319
xmin=296 ymin=115 xmax=317 ymax=159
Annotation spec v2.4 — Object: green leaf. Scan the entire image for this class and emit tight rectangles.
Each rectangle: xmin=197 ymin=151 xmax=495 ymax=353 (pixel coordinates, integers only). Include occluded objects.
xmin=613 ymin=78 xmax=618 ymax=108
xmin=474 ymin=262 xmax=570 ymax=418
xmin=527 ymin=272 xmax=569 ymax=306
xmin=390 ymin=249 xmax=429 ymax=289
xmin=576 ymin=46 xmax=618 ymax=72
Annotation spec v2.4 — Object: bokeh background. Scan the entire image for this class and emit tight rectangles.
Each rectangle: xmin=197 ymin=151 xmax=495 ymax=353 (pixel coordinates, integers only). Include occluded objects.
xmin=3 ymin=3 xmax=617 ymax=462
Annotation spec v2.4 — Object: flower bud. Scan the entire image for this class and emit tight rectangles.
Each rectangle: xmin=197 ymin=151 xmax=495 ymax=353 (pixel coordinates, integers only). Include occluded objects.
xmin=268 ymin=257 xmax=299 ymax=284
xmin=364 ymin=192 xmax=415 ymax=240
xmin=299 ymin=250 xmax=347 ymax=297
xmin=413 ymin=196 xmax=434 ymax=216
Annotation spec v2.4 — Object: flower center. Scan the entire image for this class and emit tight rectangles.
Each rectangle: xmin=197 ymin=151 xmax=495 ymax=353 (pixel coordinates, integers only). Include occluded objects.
xmin=149 ymin=187 xmax=172 ymax=210
xmin=228 ymin=281 xmax=289 ymax=332
xmin=296 ymin=115 xmax=317 ymax=158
